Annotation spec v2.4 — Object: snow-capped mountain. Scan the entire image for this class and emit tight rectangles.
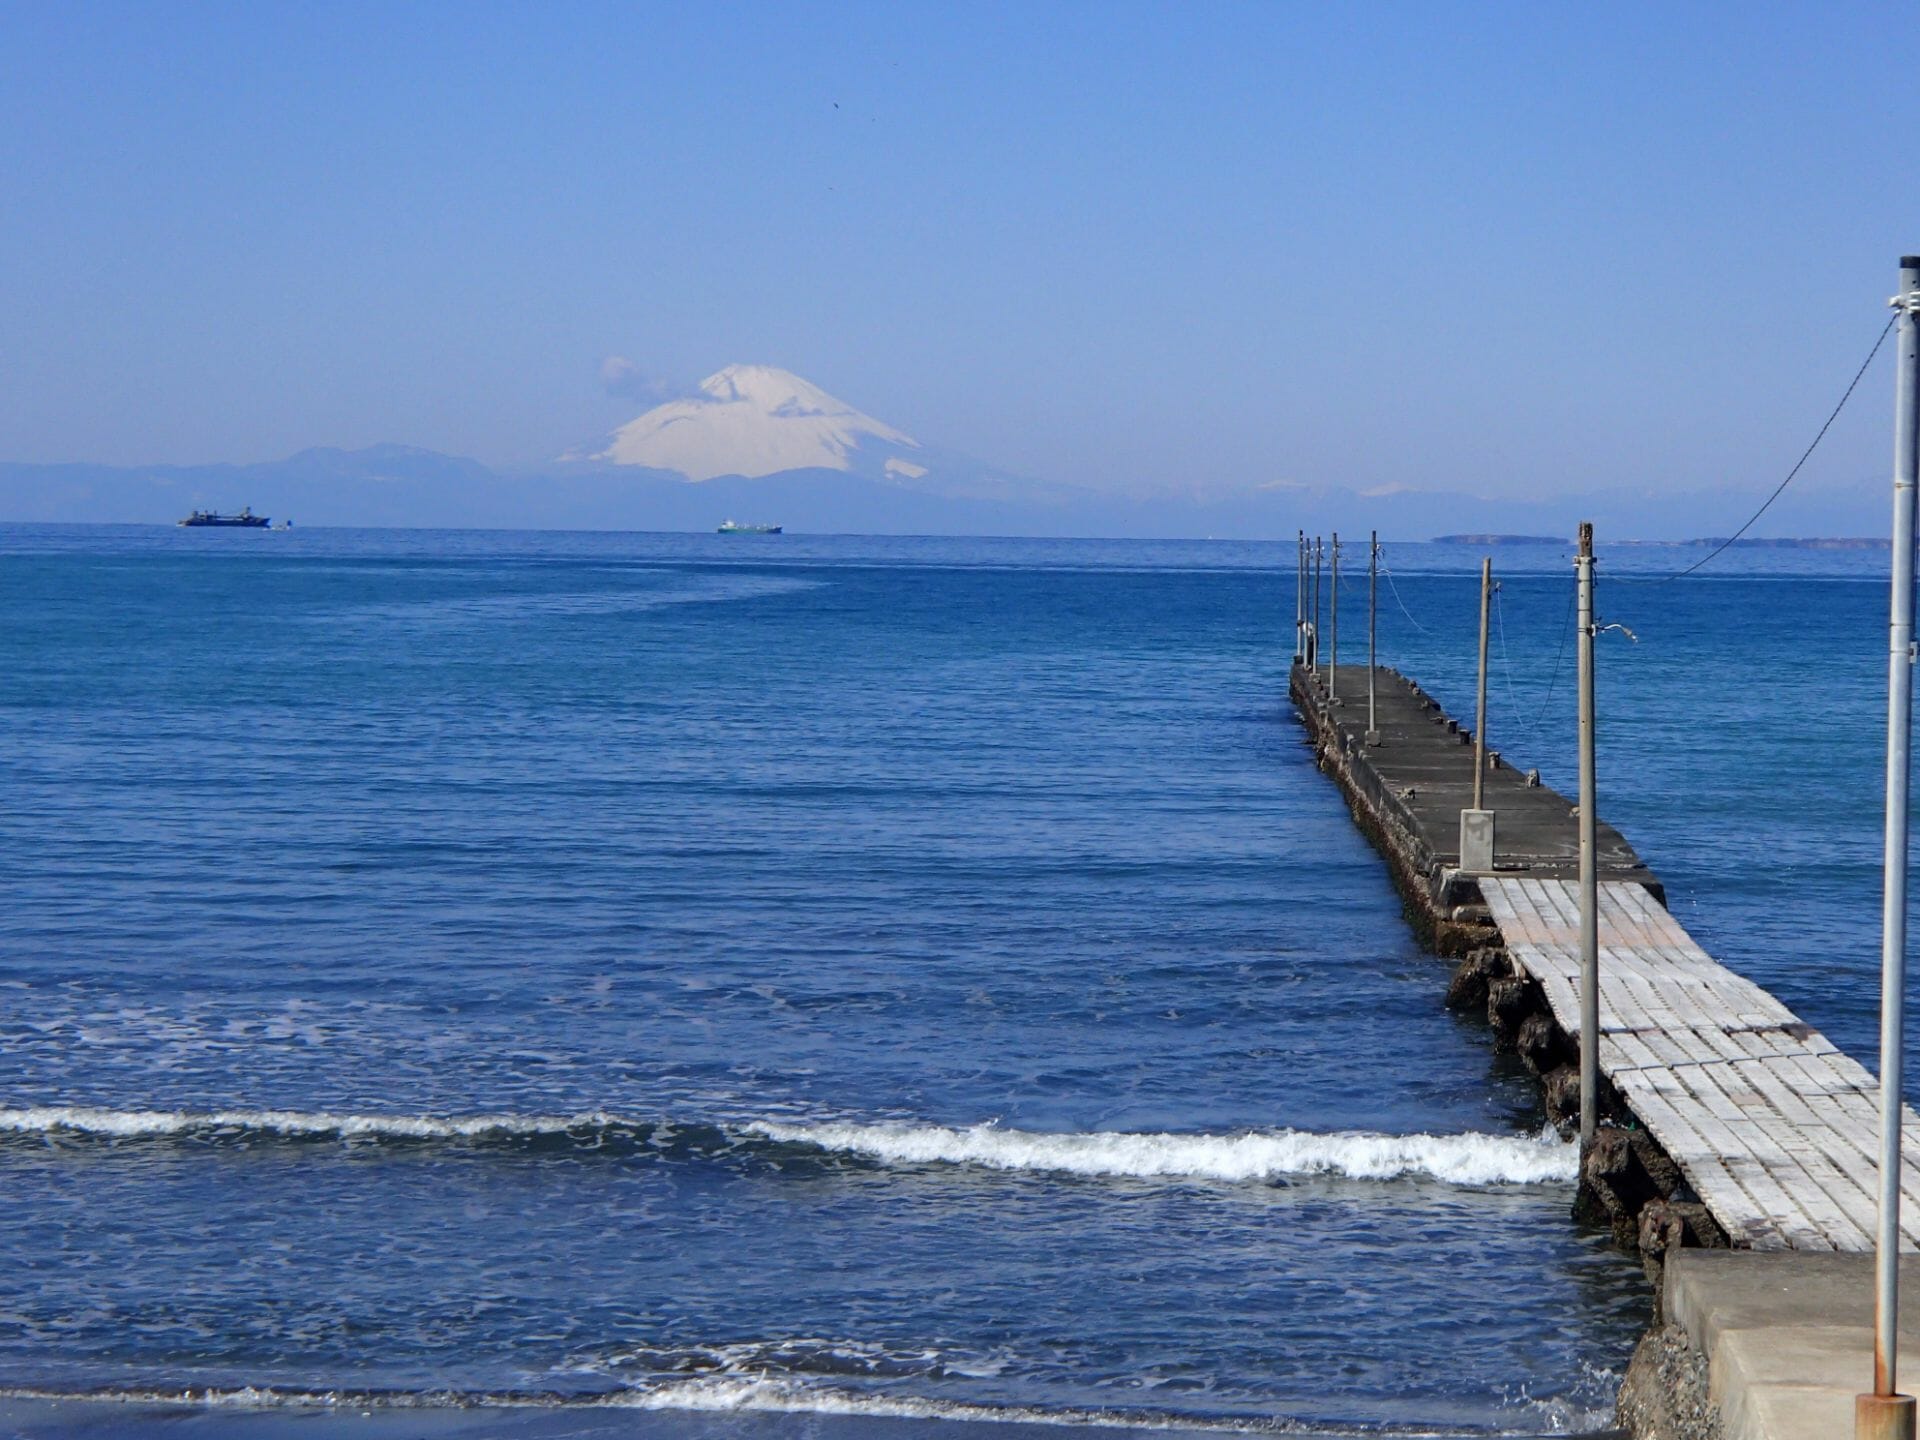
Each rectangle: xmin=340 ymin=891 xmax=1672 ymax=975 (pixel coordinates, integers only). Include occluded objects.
xmin=594 ymin=364 xmax=932 ymax=483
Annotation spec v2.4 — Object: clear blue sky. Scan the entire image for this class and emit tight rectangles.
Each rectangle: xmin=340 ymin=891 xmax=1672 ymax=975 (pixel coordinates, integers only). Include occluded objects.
xmin=2 ymin=1 xmax=1915 ymax=504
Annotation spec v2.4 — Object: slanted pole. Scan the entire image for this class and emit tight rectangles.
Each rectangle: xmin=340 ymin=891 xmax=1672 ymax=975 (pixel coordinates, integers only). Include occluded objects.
xmin=1860 ymin=257 xmax=1920 ymax=1440
xmin=1576 ymin=522 xmax=1598 ymax=1148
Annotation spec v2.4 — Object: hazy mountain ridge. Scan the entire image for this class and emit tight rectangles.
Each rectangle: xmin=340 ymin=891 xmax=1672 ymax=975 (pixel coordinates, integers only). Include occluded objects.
xmin=0 ymin=443 xmax=1893 ymax=541
xmin=0 ymin=365 xmax=1895 ymax=538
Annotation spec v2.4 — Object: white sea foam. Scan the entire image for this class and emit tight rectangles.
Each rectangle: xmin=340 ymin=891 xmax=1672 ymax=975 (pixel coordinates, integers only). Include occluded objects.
xmin=746 ymin=1118 xmax=1576 ymax=1186
xmin=609 ymin=1375 xmax=1279 ymax=1430
xmin=0 ymin=1104 xmax=1576 ymax=1186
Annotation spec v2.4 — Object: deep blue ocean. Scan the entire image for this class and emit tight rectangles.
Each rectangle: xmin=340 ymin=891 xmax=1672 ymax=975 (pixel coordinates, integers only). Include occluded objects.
xmin=0 ymin=525 xmax=1906 ymax=1438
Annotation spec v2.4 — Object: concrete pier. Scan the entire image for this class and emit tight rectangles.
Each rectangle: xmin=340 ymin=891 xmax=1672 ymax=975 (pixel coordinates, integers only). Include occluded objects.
xmin=1290 ymin=660 xmax=1659 ymax=952
xmin=1291 ymin=657 xmax=1920 ymax=1439
xmin=1621 ymin=1251 xmax=1920 ymax=1440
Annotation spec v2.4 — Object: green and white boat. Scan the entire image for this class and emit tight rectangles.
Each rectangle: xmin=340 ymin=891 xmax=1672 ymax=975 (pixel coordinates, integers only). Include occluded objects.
xmin=717 ymin=520 xmax=783 ymax=535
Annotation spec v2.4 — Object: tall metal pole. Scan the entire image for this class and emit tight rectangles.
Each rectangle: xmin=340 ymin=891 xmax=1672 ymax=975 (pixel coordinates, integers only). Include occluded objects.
xmin=1861 ymin=258 xmax=1920 ymax=1440
xmin=1330 ymin=533 xmax=1340 ymax=701
xmin=1474 ymin=557 xmax=1492 ymax=811
xmin=1367 ymin=531 xmax=1379 ymax=743
xmin=1313 ymin=538 xmax=1323 ymax=680
xmin=1296 ymin=530 xmax=1306 ymax=663
xmin=1576 ymin=521 xmax=1599 ymax=1148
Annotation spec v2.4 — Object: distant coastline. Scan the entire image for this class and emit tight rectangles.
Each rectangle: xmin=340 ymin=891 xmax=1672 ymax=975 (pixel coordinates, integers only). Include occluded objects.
xmin=1431 ymin=533 xmax=1891 ymax=550
xmin=1678 ymin=536 xmax=1890 ymax=550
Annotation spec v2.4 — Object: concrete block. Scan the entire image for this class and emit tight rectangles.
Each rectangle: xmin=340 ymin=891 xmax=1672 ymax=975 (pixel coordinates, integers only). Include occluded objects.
xmin=1459 ymin=808 xmax=1494 ymax=872
xmin=1664 ymin=1252 xmax=1920 ymax=1440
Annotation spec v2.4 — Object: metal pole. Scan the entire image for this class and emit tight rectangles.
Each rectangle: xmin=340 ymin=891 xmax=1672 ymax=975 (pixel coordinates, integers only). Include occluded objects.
xmin=1301 ymin=532 xmax=1309 ymax=665
xmin=1313 ymin=538 xmax=1323 ymax=681
xmin=1861 ymin=258 xmax=1920 ymax=1440
xmin=1367 ymin=531 xmax=1379 ymax=743
xmin=1474 ymin=557 xmax=1492 ymax=810
xmin=1296 ymin=530 xmax=1305 ymax=663
xmin=1330 ymin=532 xmax=1340 ymax=701
xmin=1576 ymin=521 xmax=1598 ymax=1148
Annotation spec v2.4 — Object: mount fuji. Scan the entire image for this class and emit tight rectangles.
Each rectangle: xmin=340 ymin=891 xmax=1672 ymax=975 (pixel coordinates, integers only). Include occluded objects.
xmin=578 ymin=364 xmax=1096 ymax=517
xmin=593 ymin=365 xmax=930 ymax=484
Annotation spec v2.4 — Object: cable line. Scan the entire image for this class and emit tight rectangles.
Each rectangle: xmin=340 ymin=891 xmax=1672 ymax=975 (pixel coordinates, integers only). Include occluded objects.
xmin=1378 ymin=553 xmax=1434 ymax=636
xmin=1625 ymin=314 xmax=1896 ymax=584
xmin=1492 ymin=581 xmax=1524 ymax=730
xmin=1535 ymin=582 xmax=1578 ymax=727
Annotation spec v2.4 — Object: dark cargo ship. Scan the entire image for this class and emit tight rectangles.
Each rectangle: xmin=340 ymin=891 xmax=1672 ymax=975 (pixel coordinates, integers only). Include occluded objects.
xmin=179 ymin=508 xmax=270 ymax=528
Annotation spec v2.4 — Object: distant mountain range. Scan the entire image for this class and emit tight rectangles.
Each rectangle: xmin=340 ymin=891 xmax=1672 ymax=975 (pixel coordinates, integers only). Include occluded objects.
xmin=0 ymin=365 xmax=1896 ymax=541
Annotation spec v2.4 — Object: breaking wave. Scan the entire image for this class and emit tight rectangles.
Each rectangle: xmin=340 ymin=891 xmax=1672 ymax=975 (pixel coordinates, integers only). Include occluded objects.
xmin=742 ymin=1119 xmax=1576 ymax=1185
xmin=0 ymin=1105 xmax=1576 ymax=1186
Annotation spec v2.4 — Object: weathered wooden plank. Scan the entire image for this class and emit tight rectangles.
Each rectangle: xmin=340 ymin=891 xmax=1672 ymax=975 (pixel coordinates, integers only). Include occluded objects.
xmin=1681 ymin=1063 xmax=1872 ymax=1249
xmin=1621 ymin=1082 xmax=1795 ymax=1249
xmin=1724 ymin=1055 xmax=1920 ymax=1247
xmin=1499 ymin=878 xmax=1562 ymax=947
xmin=1483 ymin=875 xmax=1903 ymax=1250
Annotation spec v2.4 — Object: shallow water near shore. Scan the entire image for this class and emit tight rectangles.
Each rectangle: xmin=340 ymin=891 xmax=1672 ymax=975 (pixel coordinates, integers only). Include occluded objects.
xmin=5 ymin=523 xmax=1880 ymax=1437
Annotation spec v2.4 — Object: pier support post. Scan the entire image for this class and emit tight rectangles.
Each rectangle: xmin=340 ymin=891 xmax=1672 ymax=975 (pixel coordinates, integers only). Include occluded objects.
xmin=1460 ymin=556 xmax=1495 ymax=871
xmin=1860 ymin=255 xmax=1920 ymax=1440
xmin=1366 ymin=531 xmax=1380 ymax=746
xmin=1576 ymin=522 xmax=1599 ymax=1150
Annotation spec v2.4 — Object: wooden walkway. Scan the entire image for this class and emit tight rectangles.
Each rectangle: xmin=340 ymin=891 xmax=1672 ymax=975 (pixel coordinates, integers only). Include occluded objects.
xmin=1482 ymin=876 xmax=1920 ymax=1253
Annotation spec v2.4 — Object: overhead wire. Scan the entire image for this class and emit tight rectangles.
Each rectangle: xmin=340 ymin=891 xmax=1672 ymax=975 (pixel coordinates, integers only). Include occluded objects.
xmin=1378 ymin=551 xmax=1435 ymax=636
xmin=1536 ymin=582 xmax=1578 ymax=723
xmin=1622 ymin=313 xmax=1896 ymax=585
xmin=1312 ymin=316 xmax=1892 ymax=753
xmin=1492 ymin=580 xmax=1523 ymax=726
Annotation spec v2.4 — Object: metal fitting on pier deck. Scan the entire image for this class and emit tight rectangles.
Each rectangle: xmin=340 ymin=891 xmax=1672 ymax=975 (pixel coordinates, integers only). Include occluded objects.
xmin=1857 ymin=1393 xmax=1916 ymax=1440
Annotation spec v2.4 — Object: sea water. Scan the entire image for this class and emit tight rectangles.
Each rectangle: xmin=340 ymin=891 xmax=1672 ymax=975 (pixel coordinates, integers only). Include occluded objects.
xmin=0 ymin=525 xmax=1894 ymax=1437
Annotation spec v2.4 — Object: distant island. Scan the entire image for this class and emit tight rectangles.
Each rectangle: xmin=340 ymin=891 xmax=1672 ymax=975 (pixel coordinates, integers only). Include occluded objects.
xmin=1681 ymin=536 xmax=1890 ymax=550
xmin=1430 ymin=533 xmax=1567 ymax=545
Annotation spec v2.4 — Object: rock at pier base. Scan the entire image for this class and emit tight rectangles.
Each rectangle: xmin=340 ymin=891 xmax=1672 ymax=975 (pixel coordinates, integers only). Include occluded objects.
xmin=1637 ymin=1198 xmax=1727 ymax=1307
xmin=1582 ymin=1126 xmax=1661 ymax=1248
xmin=1617 ymin=1324 xmax=1721 ymax=1440
xmin=1444 ymin=947 xmax=1506 ymax=1011
xmin=1579 ymin=1125 xmax=1706 ymax=1255
xmin=1485 ymin=973 xmax=1540 ymax=1042
xmin=1542 ymin=1064 xmax=1582 ymax=1128
xmin=1516 ymin=1012 xmax=1569 ymax=1076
